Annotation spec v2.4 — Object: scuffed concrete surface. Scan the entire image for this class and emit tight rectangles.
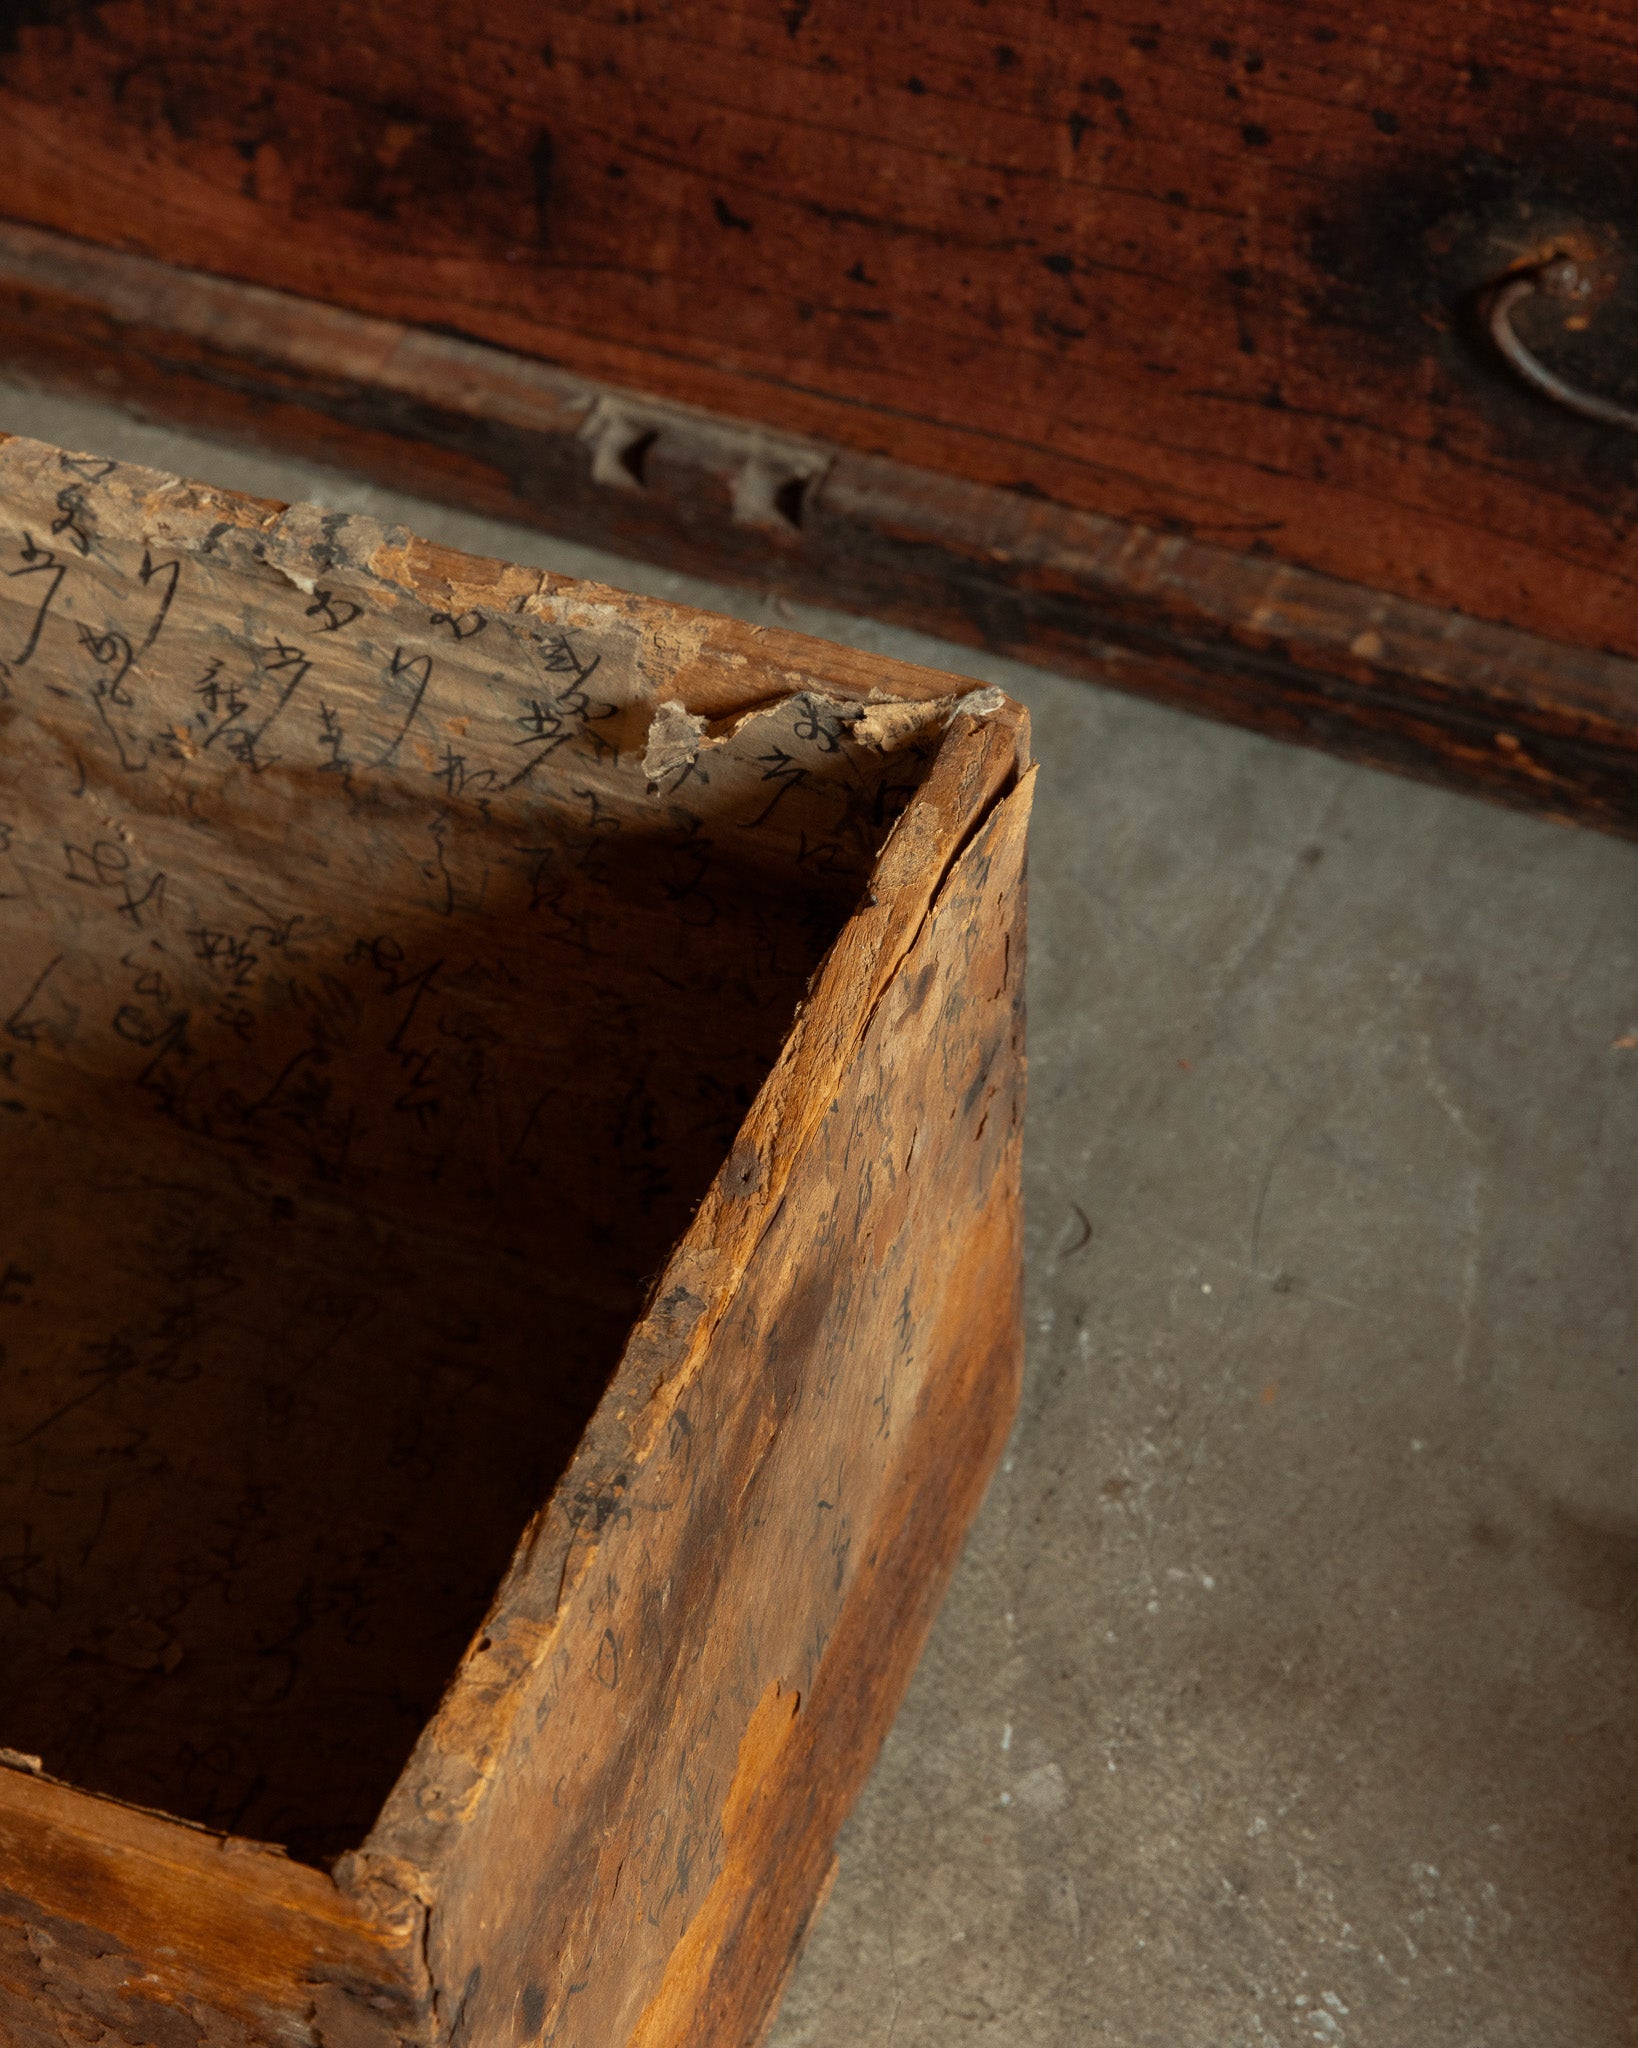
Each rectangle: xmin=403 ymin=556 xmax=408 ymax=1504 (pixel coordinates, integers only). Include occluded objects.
xmin=3 ymin=384 xmax=1633 ymax=2048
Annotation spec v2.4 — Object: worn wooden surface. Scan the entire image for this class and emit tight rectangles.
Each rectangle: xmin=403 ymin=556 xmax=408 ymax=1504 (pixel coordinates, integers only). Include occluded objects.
xmin=0 ymin=2 xmax=1634 ymax=660
xmin=0 ymin=1766 xmax=422 ymax=2047
xmin=0 ymin=222 xmax=1633 ymax=836
xmin=0 ymin=434 xmax=1030 ymax=2044
xmin=353 ymin=724 xmax=1031 ymax=2048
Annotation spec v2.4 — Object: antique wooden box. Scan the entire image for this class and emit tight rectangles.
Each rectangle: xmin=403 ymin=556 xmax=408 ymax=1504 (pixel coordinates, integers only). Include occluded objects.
xmin=0 ymin=435 xmax=1033 ymax=2046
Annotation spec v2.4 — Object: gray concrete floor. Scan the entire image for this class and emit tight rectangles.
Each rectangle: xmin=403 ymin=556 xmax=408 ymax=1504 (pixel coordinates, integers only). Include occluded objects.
xmin=5 ymin=385 xmax=1636 ymax=2048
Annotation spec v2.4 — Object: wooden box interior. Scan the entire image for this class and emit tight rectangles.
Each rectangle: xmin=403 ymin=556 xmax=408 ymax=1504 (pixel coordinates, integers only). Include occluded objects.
xmin=0 ymin=438 xmax=944 ymax=1868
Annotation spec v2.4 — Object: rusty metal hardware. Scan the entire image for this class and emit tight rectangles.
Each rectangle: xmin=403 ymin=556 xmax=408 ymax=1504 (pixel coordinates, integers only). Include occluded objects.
xmin=1487 ymin=258 xmax=1638 ymax=431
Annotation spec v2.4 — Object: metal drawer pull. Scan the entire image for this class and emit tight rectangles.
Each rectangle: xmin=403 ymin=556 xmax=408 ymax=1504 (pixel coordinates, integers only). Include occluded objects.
xmin=1487 ymin=258 xmax=1638 ymax=430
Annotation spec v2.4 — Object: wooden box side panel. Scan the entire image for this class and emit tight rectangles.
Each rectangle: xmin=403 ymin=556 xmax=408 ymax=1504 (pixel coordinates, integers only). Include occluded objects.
xmin=0 ymin=1770 xmax=423 ymax=2048
xmin=357 ymin=748 xmax=1032 ymax=2048
xmin=624 ymin=787 xmax=1033 ymax=2048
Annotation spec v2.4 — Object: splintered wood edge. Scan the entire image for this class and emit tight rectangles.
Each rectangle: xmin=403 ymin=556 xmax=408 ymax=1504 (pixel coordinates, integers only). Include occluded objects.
xmin=0 ymin=1763 xmax=422 ymax=2024
xmin=353 ymin=710 xmax=1033 ymax=1901
xmin=0 ymin=427 xmax=991 ymax=719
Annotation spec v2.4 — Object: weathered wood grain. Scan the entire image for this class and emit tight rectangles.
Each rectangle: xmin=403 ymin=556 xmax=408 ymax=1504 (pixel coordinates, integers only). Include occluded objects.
xmin=0 ymin=434 xmax=1031 ymax=2044
xmin=0 ymin=1766 xmax=423 ymax=2048
xmin=0 ymin=224 xmax=1632 ymax=835
xmin=0 ymin=1 xmax=1633 ymax=660
xmin=351 ymin=732 xmax=1031 ymax=2048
